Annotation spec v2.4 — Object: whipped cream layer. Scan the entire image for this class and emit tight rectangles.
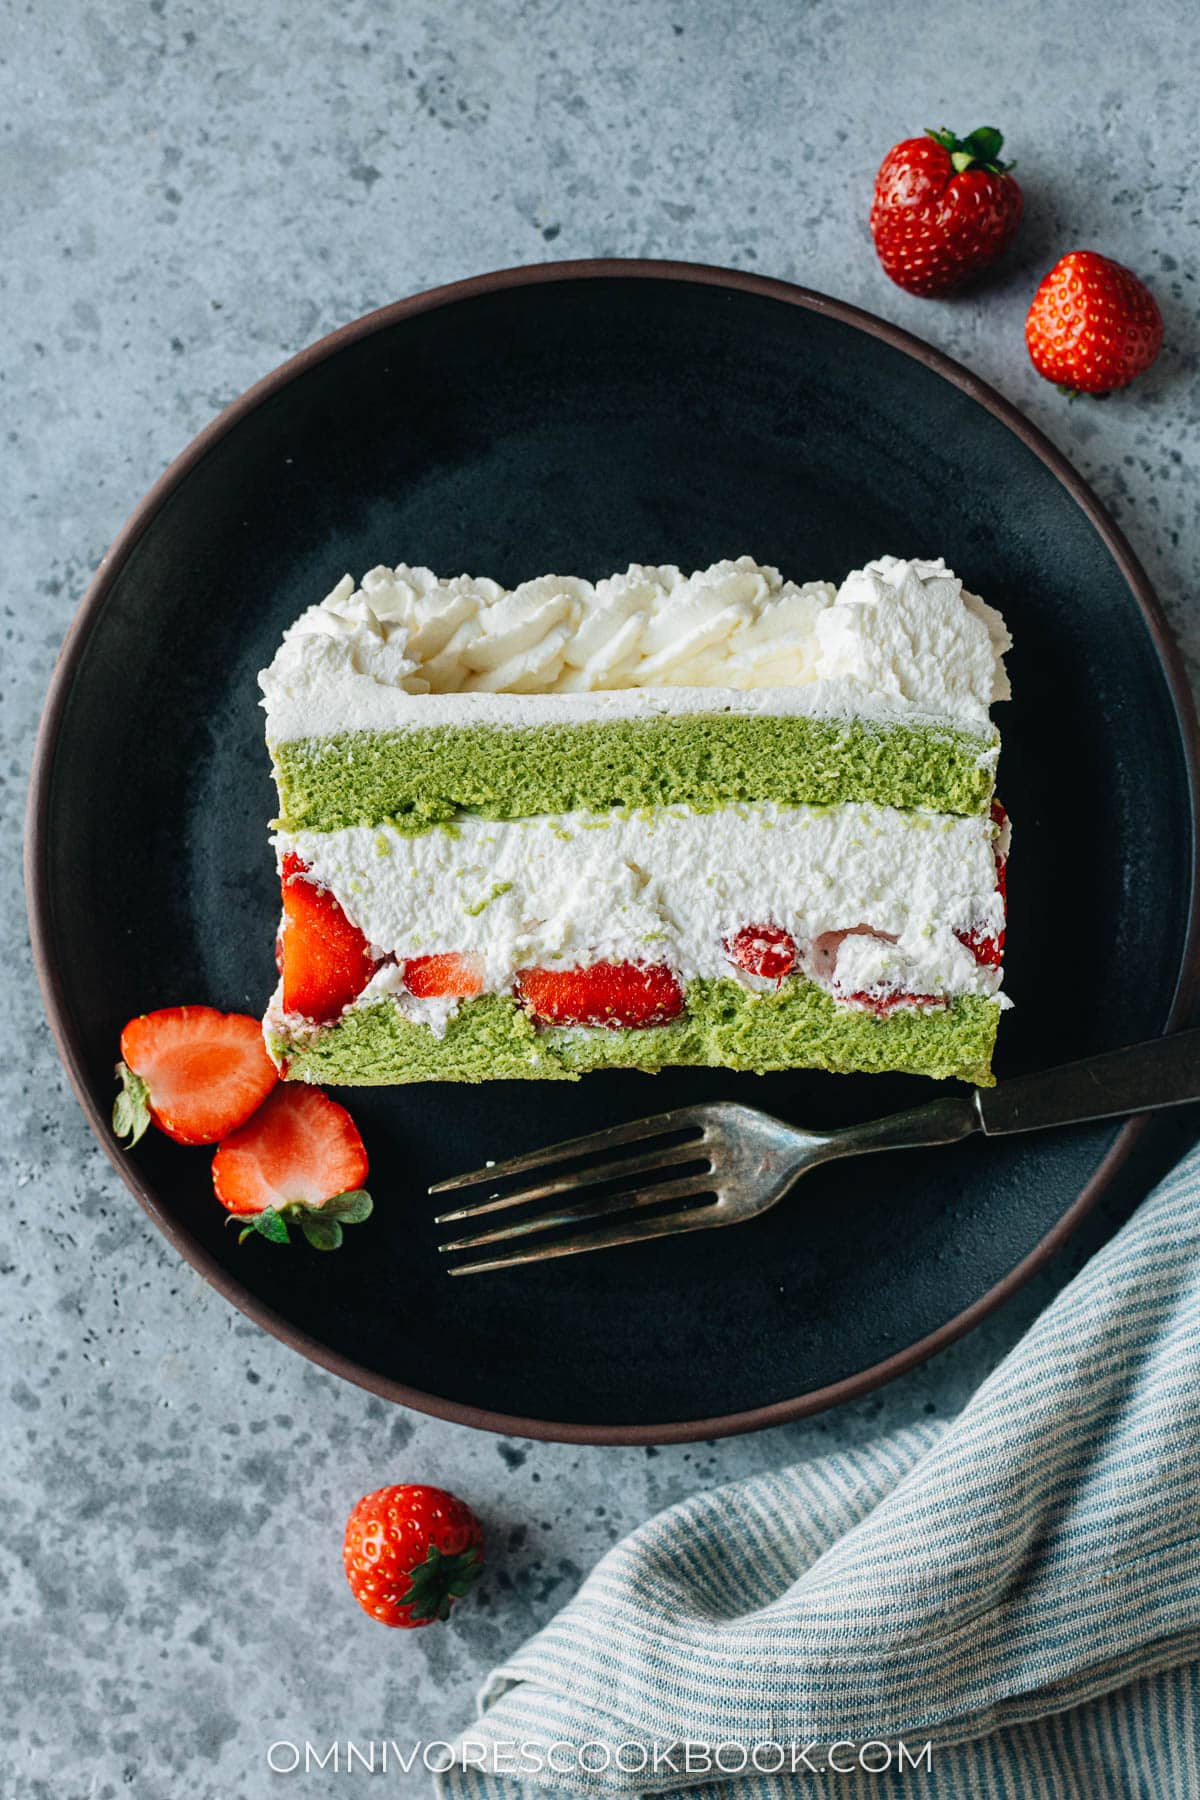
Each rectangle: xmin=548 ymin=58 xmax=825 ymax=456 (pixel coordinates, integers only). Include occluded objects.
xmin=274 ymin=801 xmax=1005 ymax=1036
xmin=261 ymin=556 xmax=1011 ymax=744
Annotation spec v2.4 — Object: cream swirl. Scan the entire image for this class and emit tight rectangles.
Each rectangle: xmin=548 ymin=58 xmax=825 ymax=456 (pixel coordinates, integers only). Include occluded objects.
xmin=261 ymin=556 xmax=1010 ymax=737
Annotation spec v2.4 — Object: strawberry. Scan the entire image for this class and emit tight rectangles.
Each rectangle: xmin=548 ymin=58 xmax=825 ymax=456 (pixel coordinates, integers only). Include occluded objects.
xmin=1025 ymin=251 xmax=1162 ymax=393
xmin=956 ymin=799 xmax=1009 ymax=967
xmin=956 ymin=916 xmax=1005 ymax=965
xmin=724 ymin=923 xmax=796 ymax=981
xmin=343 ymin=1484 xmax=484 ymax=1629
xmin=403 ymin=953 xmax=485 ymax=999
xmin=870 ymin=126 xmax=1023 ymax=296
xmin=810 ymin=929 xmax=945 ymax=1014
xmin=841 ymin=990 xmax=947 ymax=1016
xmin=113 ymin=1006 xmax=277 ymax=1148
xmin=212 ymin=1085 xmax=372 ymax=1249
xmin=279 ymin=853 xmax=381 ymax=1024
xmin=956 ymin=925 xmax=1003 ymax=968
xmin=515 ymin=960 xmax=684 ymax=1028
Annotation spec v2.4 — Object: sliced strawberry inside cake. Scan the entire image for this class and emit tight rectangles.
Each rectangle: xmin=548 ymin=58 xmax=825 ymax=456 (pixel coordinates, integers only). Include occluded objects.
xmin=278 ymin=853 xmax=383 ymax=1024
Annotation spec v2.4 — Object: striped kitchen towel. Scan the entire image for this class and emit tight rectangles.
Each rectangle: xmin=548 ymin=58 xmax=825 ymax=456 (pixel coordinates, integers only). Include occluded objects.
xmin=440 ymin=1139 xmax=1200 ymax=1798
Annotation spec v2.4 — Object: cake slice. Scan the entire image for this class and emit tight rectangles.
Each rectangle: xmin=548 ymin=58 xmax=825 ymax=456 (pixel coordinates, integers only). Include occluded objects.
xmin=260 ymin=556 xmax=1011 ymax=1086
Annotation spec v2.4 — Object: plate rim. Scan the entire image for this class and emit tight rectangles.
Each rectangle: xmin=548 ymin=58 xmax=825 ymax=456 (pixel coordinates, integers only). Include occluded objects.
xmin=24 ymin=255 xmax=1200 ymax=1446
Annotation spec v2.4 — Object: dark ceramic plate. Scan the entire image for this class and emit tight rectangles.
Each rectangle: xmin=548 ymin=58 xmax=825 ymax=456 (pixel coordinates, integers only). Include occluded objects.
xmin=27 ymin=261 xmax=1200 ymax=1443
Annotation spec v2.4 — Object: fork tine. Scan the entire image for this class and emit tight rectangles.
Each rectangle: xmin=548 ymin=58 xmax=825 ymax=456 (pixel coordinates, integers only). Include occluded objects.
xmin=434 ymin=1142 xmax=712 ymax=1224
xmin=438 ymin=1175 xmax=712 ymax=1253
xmin=427 ymin=1106 xmax=708 ymax=1195
xmin=446 ymin=1198 xmax=732 ymax=1276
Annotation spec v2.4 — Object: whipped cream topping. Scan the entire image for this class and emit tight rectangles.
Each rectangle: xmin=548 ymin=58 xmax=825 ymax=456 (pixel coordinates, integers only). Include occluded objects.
xmin=261 ymin=556 xmax=1010 ymax=743
xmin=274 ymin=800 xmax=1005 ymax=1037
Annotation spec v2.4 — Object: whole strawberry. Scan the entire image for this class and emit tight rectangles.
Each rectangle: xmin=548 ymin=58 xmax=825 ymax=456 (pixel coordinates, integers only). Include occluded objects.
xmin=1025 ymin=251 xmax=1163 ymax=393
xmin=343 ymin=1484 xmax=484 ymax=1628
xmin=870 ymin=126 xmax=1023 ymax=296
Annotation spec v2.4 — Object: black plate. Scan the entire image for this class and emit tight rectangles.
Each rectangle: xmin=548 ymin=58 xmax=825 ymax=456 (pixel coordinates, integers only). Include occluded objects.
xmin=27 ymin=261 xmax=1200 ymax=1443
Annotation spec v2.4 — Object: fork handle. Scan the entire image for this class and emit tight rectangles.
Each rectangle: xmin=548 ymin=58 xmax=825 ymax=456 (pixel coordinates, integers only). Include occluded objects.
xmin=816 ymin=1026 xmax=1200 ymax=1165
xmin=818 ymin=1093 xmax=981 ymax=1160
xmin=978 ymin=1024 xmax=1200 ymax=1136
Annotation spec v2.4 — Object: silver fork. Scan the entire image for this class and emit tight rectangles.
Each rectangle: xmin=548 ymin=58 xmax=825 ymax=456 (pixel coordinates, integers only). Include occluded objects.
xmin=431 ymin=1026 xmax=1200 ymax=1274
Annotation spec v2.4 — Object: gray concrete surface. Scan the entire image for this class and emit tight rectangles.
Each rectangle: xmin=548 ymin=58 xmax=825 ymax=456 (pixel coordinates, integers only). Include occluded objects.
xmin=3 ymin=1 xmax=1199 ymax=1794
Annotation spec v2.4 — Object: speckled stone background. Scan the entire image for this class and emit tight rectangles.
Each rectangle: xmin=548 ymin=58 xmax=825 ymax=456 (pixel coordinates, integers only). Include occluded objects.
xmin=4 ymin=0 xmax=1200 ymax=1794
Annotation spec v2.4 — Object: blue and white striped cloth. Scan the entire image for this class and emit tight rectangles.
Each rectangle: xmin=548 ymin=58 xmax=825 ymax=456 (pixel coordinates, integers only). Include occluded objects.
xmin=441 ymin=1142 xmax=1200 ymax=1797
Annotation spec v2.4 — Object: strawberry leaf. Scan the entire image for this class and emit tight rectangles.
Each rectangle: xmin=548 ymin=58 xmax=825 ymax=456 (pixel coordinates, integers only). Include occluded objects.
xmin=925 ymin=125 xmax=1012 ymax=175
xmin=963 ymin=126 xmax=1003 ymax=163
xmin=298 ymin=1213 xmax=344 ymax=1252
xmin=277 ymin=1190 xmax=374 ymax=1250
xmin=112 ymin=1063 xmax=151 ymax=1148
xmin=235 ymin=1206 xmax=291 ymax=1246
xmin=399 ymin=1542 xmax=483 ymax=1623
xmin=318 ymin=1189 xmax=373 ymax=1224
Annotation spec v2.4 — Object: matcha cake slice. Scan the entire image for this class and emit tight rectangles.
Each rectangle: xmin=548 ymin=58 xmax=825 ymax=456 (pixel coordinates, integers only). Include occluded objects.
xmin=260 ymin=555 xmax=1011 ymax=1085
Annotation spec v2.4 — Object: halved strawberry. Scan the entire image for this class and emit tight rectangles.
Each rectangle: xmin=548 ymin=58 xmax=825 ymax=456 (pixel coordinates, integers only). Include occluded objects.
xmin=403 ymin=953 xmax=485 ymax=999
xmin=280 ymin=854 xmax=381 ymax=1024
xmin=515 ymin=961 xmax=684 ymax=1029
xmin=724 ymin=923 xmax=796 ymax=981
xmin=212 ymin=1085 xmax=372 ymax=1250
xmin=113 ymin=1006 xmax=278 ymax=1148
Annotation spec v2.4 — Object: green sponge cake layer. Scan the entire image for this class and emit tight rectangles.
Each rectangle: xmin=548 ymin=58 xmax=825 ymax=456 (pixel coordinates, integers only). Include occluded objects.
xmin=272 ymin=715 xmax=998 ymax=834
xmin=272 ymin=981 xmax=1000 ymax=1088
